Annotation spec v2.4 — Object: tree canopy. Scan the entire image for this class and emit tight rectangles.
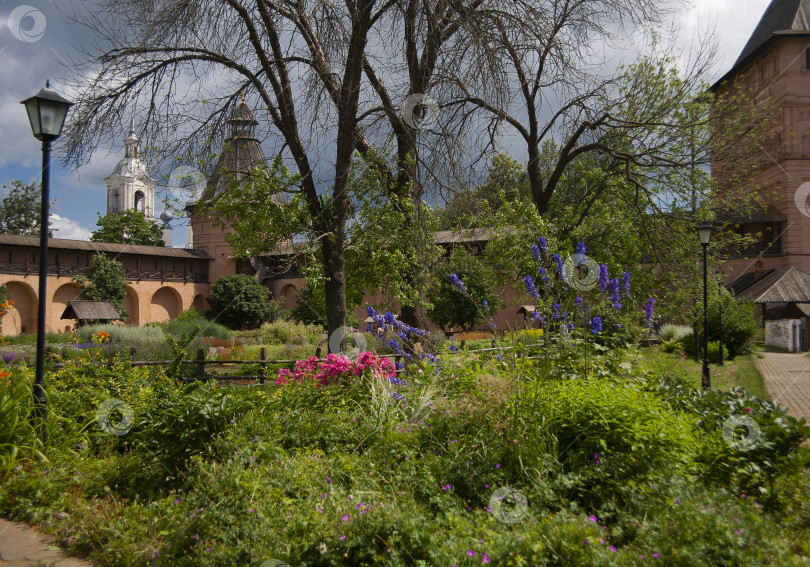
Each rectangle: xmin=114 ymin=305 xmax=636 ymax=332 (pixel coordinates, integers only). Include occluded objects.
xmin=207 ymin=274 xmax=272 ymax=330
xmin=91 ymin=210 xmax=165 ymax=246
xmin=73 ymin=253 xmax=128 ymax=320
xmin=0 ymin=181 xmax=52 ymax=237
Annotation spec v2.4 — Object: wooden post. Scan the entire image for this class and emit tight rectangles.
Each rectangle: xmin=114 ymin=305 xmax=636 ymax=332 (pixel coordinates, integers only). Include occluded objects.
xmin=315 ymin=347 xmax=322 ymax=358
xmin=460 ymin=340 xmax=466 ymax=350
xmin=196 ymin=348 xmax=206 ymax=381
xmin=259 ymin=347 xmax=266 ymax=385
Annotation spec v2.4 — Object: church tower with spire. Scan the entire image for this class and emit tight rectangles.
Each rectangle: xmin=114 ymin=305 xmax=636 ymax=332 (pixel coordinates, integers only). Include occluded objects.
xmin=104 ymin=124 xmax=156 ymax=220
xmin=187 ymin=96 xmax=276 ymax=283
xmin=712 ymin=0 xmax=810 ymax=278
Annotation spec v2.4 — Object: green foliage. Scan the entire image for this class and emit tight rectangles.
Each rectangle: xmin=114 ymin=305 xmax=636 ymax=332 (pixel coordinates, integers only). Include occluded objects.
xmin=0 ymin=367 xmax=46 ymax=480
xmin=164 ymin=317 xmax=230 ymax=340
xmin=130 ymin=381 xmax=255 ymax=471
xmin=207 ymin=274 xmax=272 ymax=330
xmin=689 ymin=288 xmax=760 ymax=358
xmin=91 ymin=209 xmax=165 ymax=246
xmin=428 ymin=248 xmax=500 ymax=331
xmin=659 ymin=323 xmax=692 ymax=341
xmin=72 ymin=253 xmax=129 ymax=320
xmin=291 ymin=287 xmax=327 ymax=327
xmin=0 ymin=180 xmax=52 ymax=237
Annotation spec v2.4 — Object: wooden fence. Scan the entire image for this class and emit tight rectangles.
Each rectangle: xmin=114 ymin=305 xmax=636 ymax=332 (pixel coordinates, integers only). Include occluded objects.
xmin=43 ymin=338 xmax=538 ymax=385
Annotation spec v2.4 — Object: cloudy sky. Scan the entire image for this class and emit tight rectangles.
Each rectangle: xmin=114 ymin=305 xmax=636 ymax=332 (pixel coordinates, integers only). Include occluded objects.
xmin=0 ymin=0 xmax=773 ymax=245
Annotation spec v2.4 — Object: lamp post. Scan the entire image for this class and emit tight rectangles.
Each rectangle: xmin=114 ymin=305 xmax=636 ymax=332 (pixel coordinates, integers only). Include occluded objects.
xmin=696 ymin=222 xmax=712 ymax=389
xmin=716 ymin=268 xmax=724 ymax=366
xmin=20 ymin=81 xmax=73 ymax=443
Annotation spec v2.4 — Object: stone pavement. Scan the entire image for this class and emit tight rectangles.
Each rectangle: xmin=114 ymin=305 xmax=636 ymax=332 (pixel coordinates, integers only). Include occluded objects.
xmin=0 ymin=519 xmax=94 ymax=566
xmin=755 ymin=352 xmax=810 ymax=423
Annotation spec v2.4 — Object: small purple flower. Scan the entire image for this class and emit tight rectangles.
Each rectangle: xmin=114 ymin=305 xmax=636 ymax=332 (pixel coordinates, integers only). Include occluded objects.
xmin=621 ymin=272 xmax=631 ymax=297
xmin=576 ymin=242 xmax=586 ymax=255
xmin=483 ymin=300 xmax=489 ymax=312
xmin=610 ymin=546 xmax=617 ymax=553
xmin=2 ymin=353 xmax=18 ymax=364
xmin=653 ymin=553 xmax=660 ymax=559
xmin=537 ymin=236 xmax=548 ymax=254
xmin=342 ymin=515 xmax=350 ymax=522
xmin=552 ymin=253 xmax=564 ymax=278
xmin=597 ymin=264 xmax=609 ymax=293
xmin=467 ymin=550 xmax=476 ymax=557
xmin=482 ymin=553 xmax=491 ymax=563
xmin=450 ymin=273 xmax=467 ymax=292
xmin=645 ymin=298 xmax=656 ymax=327
xmin=591 ymin=316 xmax=603 ymax=335
xmin=589 ymin=515 xmax=598 ymax=523
xmin=524 ymin=275 xmax=539 ymax=300
xmin=551 ymin=303 xmax=560 ymax=320
xmin=538 ymin=267 xmax=549 ymax=284
xmin=367 ymin=306 xmax=377 ymax=318
xmin=495 ymin=463 xmax=501 ymax=469
xmin=531 ymin=244 xmax=541 ymax=262
xmin=609 ymin=278 xmax=622 ymax=310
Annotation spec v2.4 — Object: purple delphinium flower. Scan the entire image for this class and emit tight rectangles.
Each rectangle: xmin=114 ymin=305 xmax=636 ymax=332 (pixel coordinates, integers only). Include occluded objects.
xmin=574 ymin=296 xmax=583 ymax=309
xmin=531 ymin=244 xmax=541 ymax=262
xmin=621 ymin=272 xmax=631 ymax=297
xmin=645 ymin=298 xmax=656 ymax=326
xmin=524 ymin=275 xmax=539 ymax=300
xmin=483 ymin=300 xmax=489 ymax=313
xmin=1 ymin=352 xmax=17 ymax=364
xmin=597 ymin=264 xmax=609 ymax=293
xmin=450 ymin=273 xmax=467 ymax=292
xmin=591 ymin=316 xmax=603 ymax=335
xmin=367 ymin=306 xmax=377 ymax=318
xmin=537 ymin=236 xmax=548 ymax=254
xmin=552 ymin=253 xmax=564 ymax=278
xmin=576 ymin=242 xmax=586 ymax=255
xmin=551 ymin=303 xmax=560 ymax=320
xmin=538 ymin=267 xmax=550 ymax=284
xmin=609 ymin=278 xmax=622 ymax=311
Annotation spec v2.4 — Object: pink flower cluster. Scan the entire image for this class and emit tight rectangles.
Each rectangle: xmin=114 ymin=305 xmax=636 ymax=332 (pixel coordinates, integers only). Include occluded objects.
xmin=277 ymin=351 xmax=396 ymax=386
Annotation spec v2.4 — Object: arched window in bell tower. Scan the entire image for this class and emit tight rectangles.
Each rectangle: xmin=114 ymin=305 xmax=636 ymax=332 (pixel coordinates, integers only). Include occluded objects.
xmin=134 ymin=191 xmax=145 ymax=214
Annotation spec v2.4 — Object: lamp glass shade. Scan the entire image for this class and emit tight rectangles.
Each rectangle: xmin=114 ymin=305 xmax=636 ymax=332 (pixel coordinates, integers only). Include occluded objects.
xmin=20 ymin=83 xmax=73 ymax=141
xmin=696 ymin=222 xmax=712 ymax=245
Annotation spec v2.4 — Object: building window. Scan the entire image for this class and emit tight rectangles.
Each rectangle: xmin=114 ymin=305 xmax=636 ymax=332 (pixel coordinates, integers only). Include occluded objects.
xmin=134 ymin=190 xmax=145 ymax=213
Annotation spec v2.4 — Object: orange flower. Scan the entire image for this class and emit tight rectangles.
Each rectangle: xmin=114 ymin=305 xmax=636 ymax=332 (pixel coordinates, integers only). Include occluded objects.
xmin=0 ymin=370 xmax=10 ymax=387
xmin=96 ymin=331 xmax=111 ymax=341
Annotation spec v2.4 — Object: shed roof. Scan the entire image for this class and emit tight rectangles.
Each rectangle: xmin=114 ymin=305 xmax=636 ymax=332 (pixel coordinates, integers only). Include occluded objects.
xmin=729 ymin=268 xmax=810 ymax=303
xmin=0 ymin=234 xmax=212 ymax=260
xmin=61 ymin=300 xmax=120 ymax=321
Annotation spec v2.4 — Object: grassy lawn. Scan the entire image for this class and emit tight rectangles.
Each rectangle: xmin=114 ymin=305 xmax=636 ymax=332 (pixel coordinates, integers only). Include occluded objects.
xmin=634 ymin=346 xmax=769 ymax=399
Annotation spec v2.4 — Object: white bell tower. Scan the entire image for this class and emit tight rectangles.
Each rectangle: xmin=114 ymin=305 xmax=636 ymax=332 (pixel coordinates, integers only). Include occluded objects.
xmin=104 ymin=124 xmax=156 ymax=219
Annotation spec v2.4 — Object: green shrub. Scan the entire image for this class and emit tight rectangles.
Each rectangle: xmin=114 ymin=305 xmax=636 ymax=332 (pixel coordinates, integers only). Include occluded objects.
xmin=257 ymin=320 xmax=325 ymax=345
xmin=208 ymin=274 xmax=273 ymax=329
xmin=688 ymin=290 xmax=760 ymax=358
xmin=660 ymin=323 xmax=692 ymax=341
xmin=164 ymin=318 xmax=230 ymax=339
xmin=680 ymin=336 xmax=731 ymax=363
xmin=76 ymin=323 xmax=165 ymax=343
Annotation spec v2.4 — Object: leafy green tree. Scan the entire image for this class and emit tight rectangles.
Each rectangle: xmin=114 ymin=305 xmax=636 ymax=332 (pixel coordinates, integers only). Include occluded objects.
xmin=291 ymin=288 xmax=327 ymax=328
xmin=207 ymin=274 xmax=272 ymax=330
xmin=73 ymin=253 xmax=128 ymax=320
xmin=428 ymin=249 xmax=500 ymax=332
xmin=0 ymin=181 xmax=52 ymax=237
xmin=91 ymin=210 xmax=165 ymax=246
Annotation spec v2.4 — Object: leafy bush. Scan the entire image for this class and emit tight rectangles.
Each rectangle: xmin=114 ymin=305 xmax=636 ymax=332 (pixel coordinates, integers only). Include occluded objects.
xmin=164 ymin=318 xmax=230 ymax=339
xmin=680 ymin=336 xmax=731 ymax=363
xmin=207 ymin=274 xmax=272 ymax=330
xmin=688 ymin=290 xmax=760 ymax=358
xmin=256 ymin=320 xmax=325 ymax=345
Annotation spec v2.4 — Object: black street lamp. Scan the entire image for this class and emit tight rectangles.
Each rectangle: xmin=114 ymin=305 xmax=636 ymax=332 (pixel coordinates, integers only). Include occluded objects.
xmin=696 ymin=222 xmax=712 ymax=389
xmin=716 ymin=268 xmax=724 ymax=366
xmin=20 ymin=81 xmax=73 ymax=443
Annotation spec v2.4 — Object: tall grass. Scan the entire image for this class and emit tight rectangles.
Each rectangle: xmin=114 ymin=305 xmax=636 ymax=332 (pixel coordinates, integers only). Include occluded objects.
xmin=0 ymin=368 xmax=45 ymax=480
xmin=659 ymin=324 xmax=692 ymax=341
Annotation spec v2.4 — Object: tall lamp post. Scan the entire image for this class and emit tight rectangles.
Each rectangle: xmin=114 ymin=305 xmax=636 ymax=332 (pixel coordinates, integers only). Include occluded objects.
xmin=716 ymin=268 xmax=724 ymax=366
xmin=20 ymin=81 xmax=73 ymax=443
xmin=696 ymin=222 xmax=712 ymax=389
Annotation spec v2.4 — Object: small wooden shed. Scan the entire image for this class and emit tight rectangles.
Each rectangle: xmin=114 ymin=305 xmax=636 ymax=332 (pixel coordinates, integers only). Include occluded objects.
xmin=61 ymin=300 xmax=120 ymax=326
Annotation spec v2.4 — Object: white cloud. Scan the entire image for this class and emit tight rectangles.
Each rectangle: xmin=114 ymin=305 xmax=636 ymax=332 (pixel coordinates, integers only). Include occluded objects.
xmin=49 ymin=213 xmax=91 ymax=240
